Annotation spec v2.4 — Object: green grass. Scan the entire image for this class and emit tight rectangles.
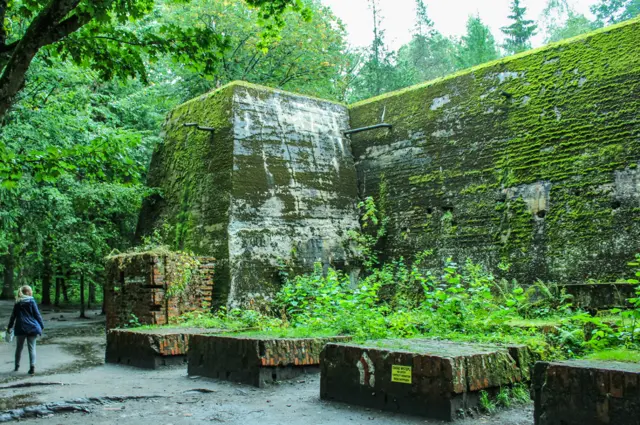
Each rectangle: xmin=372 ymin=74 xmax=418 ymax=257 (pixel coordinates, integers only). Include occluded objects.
xmin=506 ymin=318 xmax=562 ymax=327
xmin=229 ymin=327 xmax=340 ymax=339
xmin=125 ymin=323 xmax=340 ymax=339
xmin=584 ymin=348 xmax=640 ymax=363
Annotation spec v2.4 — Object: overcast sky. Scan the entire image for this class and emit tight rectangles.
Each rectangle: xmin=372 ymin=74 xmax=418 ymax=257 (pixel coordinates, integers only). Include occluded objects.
xmin=320 ymin=0 xmax=599 ymax=50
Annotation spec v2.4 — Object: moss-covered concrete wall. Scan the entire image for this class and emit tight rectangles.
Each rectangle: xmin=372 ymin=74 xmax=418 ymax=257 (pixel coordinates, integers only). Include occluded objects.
xmin=228 ymin=84 xmax=359 ymax=307
xmin=349 ymin=18 xmax=640 ymax=283
xmin=137 ymin=82 xmax=360 ymax=307
xmin=137 ymin=85 xmax=235 ymax=304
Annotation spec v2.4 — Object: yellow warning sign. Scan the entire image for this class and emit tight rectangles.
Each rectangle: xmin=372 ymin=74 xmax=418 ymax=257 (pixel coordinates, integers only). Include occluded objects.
xmin=391 ymin=365 xmax=412 ymax=384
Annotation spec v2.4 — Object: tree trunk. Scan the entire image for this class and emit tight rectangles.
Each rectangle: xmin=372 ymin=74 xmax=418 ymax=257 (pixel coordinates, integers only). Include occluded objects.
xmin=88 ymin=277 xmax=96 ymax=309
xmin=62 ymin=269 xmax=70 ymax=303
xmin=41 ymin=242 xmax=52 ymax=305
xmin=0 ymin=245 xmax=15 ymax=300
xmin=101 ymin=281 xmax=106 ymax=315
xmin=0 ymin=0 xmax=88 ymax=120
xmin=54 ymin=276 xmax=61 ymax=306
xmin=79 ymin=272 xmax=86 ymax=318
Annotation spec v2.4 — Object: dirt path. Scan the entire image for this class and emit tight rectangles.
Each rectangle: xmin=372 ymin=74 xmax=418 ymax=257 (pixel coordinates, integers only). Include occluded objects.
xmin=0 ymin=300 xmax=534 ymax=424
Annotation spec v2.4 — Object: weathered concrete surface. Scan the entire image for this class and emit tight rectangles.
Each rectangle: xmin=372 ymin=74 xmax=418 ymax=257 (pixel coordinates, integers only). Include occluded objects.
xmin=320 ymin=339 xmax=532 ymax=421
xmin=227 ymin=84 xmax=360 ymax=308
xmin=105 ymin=328 xmax=220 ymax=369
xmin=188 ymin=335 xmax=351 ymax=387
xmin=349 ymin=18 xmax=640 ymax=285
xmin=533 ymin=360 xmax=640 ymax=425
xmin=104 ymin=253 xmax=214 ymax=329
xmin=137 ymin=82 xmax=360 ymax=308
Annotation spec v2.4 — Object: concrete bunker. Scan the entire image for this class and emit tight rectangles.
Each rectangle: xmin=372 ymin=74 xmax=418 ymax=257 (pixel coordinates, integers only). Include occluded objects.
xmin=128 ymin=18 xmax=640 ymax=310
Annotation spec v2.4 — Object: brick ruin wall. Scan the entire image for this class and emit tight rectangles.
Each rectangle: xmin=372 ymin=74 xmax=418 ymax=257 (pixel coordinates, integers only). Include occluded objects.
xmin=104 ymin=253 xmax=214 ymax=329
xmin=136 ymin=19 xmax=640 ymax=307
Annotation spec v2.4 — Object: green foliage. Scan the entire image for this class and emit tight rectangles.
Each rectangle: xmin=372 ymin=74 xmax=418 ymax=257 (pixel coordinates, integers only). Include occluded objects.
xmin=541 ymin=0 xmax=597 ymax=43
xmin=547 ymin=14 xmax=596 ymax=43
xmin=557 ymin=256 xmax=640 ymax=354
xmin=272 ymin=256 xmax=561 ymax=351
xmin=0 ymin=56 xmax=156 ymax=301
xmin=511 ymin=384 xmax=531 ymax=404
xmin=394 ymin=1 xmax=457 ymax=87
xmin=175 ymin=249 xmax=640 ymax=366
xmin=347 ymin=192 xmax=389 ymax=268
xmin=274 ymin=263 xmax=390 ymax=340
xmin=501 ymin=0 xmax=538 ymax=55
xmin=0 ymin=0 xmax=345 ymax=303
xmin=456 ymin=15 xmax=500 ymax=69
xmin=479 ymin=390 xmax=497 ymax=414
xmin=151 ymin=0 xmax=351 ymax=103
xmin=347 ymin=0 xmax=407 ymax=102
xmin=0 ymin=0 xmax=306 ymax=121
xmin=585 ymin=347 xmax=640 ymax=362
xmin=127 ymin=313 xmax=142 ymax=328
xmin=480 ymin=384 xmax=530 ymax=415
xmin=591 ymin=0 xmax=640 ymax=25
xmin=496 ymin=387 xmax=512 ymax=408
xmin=171 ymin=306 xmax=283 ymax=332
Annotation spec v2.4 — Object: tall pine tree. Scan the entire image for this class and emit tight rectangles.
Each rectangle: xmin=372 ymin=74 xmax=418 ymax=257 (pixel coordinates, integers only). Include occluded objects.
xmin=367 ymin=0 xmax=388 ymax=96
xmin=396 ymin=0 xmax=457 ymax=85
xmin=457 ymin=15 xmax=500 ymax=69
xmin=350 ymin=0 xmax=405 ymax=101
xmin=501 ymin=0 xmax=538 ymax=55
xmin=414 ymin=0 xmax=435 ymax=37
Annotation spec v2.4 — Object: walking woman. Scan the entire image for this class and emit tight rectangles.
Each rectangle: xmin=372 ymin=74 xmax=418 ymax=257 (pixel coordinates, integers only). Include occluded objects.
xmin=6 ymin=285 xmax=44 ymax=375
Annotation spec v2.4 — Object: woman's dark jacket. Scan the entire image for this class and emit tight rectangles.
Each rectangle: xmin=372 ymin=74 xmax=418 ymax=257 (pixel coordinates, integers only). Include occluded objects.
xmin=8 ymin=297 xmax=44 ymax=336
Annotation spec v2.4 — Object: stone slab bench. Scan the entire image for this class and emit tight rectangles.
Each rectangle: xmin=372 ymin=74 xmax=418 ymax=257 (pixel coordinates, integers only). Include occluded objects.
xmin=320 ymin=339 xmax=532 ymax=422
xmin=187 ymin=334 xmax=351 ymax=387
xmin=106 ymin=327 xmax=219 ymax=369
xmin=533 ymin=360 xmax=640 ymax=425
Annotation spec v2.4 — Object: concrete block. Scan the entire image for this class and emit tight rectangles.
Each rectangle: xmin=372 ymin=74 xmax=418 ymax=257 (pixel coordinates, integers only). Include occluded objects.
xmin=320 ymin=339 xmax=531 ymax=421
xmin=533 ymin=360 xmax=640 ymax=425
xmin=188 ymin=334 xmax=351 ymax=387
xmin=106 ymin=328 xmax=219 ymax=369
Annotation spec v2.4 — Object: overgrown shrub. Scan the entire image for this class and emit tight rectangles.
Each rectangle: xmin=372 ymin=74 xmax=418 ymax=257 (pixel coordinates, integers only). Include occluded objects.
xmin=172 ymin=246 xmax=639 ymax=361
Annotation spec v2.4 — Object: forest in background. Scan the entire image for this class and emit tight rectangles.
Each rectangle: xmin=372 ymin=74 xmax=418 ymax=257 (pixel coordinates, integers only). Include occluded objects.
xmin=0 ymin=0 xmax=638 ymax=308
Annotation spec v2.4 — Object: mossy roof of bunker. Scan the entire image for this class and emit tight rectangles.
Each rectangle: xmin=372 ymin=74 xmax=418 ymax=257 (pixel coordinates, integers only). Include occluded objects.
xmin=174 ymin=80 xmax=348 ymax=111
xmin=348 ymin=16 xmax=640 ymax=109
